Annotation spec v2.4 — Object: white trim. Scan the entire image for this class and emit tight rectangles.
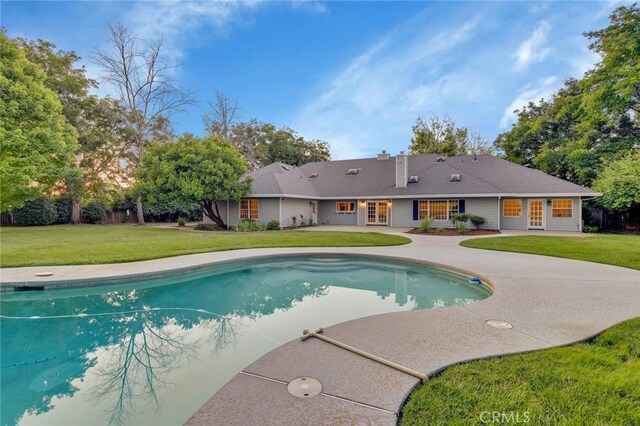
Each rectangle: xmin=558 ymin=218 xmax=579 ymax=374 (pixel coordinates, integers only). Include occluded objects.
xmin=335 ymin=201 xmax=356 ymax=213
xmin=527 ymin=199 xmax=546 ymax=230
xmin=497 ymin=196 xmax=501 ymax=230
xmin=578 ymin=197 xmax=583 ymax=232
xmin=502 ymin=199 xmax=523 ymax=217
xmin=550 ymin=198 xmax=574 ymax=218
xmin=365 ymin=200 xmax=389 ymax=226
xmin=239 ymin=198 xmax=259 ymax=220
xmin=246 ymin=192 xmax=601 ymax=200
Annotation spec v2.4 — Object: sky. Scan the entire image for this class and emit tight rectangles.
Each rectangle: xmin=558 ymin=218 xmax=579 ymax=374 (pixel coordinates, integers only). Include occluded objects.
xmin=2 ymin=0 xmax=629 ymax=159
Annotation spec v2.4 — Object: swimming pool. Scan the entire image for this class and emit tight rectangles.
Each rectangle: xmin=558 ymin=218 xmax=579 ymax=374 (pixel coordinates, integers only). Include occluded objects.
xmin=0 ymin=255 xmax=491 ymax=425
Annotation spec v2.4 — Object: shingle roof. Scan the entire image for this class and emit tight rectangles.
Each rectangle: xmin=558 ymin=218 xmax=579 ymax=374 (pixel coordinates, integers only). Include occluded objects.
xmin=246 ymin=155 xmax=599 ymax=198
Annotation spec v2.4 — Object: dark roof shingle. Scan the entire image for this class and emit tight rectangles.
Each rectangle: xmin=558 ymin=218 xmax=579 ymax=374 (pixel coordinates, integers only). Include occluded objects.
xmin=246 ymin=155 xmax=599 ymax=198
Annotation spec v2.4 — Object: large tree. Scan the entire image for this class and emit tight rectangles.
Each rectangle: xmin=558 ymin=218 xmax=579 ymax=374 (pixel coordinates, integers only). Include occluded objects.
xmin=136 ymin=134 xmax=251 ymax=228
xmin=0 ymin=33 xmax=77 ymax=211
xmin=205 ymin=112 xmax=331 ymax=170
xmin=253 ymin=124 xmax=330 ymax=167
xmin=408 ymin=115 xmax=492 ymax=156
xmin=19 ymin=37 xmax=128 ymax=223
xmin=593 ymin=151 xmax=640 ymax=212
xmin=93 ymin=24 xmax=196 ymax=224
xmin=409 ymin=115 xmax=468 ymax=156
xmin=495 ymin=4 xmax=639 ymax=188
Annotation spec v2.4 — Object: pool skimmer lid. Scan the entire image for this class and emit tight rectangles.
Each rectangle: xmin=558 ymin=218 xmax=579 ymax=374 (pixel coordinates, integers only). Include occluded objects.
xmin=35 ymin=272 xmax=54 ymax=277
xmin=287 ymin=377 xmax=322 ymax=398
xmin=487 ymin=320 xmax=513 ymax=329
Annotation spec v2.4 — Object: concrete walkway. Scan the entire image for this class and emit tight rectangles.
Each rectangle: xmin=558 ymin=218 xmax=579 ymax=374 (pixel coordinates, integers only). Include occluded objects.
xmin=2 ymin=232 xmax=639 ymax=425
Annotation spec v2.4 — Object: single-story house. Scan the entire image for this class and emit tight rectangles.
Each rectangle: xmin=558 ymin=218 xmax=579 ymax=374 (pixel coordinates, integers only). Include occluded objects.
xmin=205 ymin=152 xmax=600 ymax=231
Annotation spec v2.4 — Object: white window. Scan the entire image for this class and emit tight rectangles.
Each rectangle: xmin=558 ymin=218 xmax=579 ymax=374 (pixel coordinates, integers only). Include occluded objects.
xmin=418 ymin=200 xmax=460 ymax=221
xmin=503 ymin=199 xmax=522 ymax=217
xmin=552 ymin=199 xmax=573 ymax=218
xmin=448 ymin=200 xmax=459 ymax=217
xmin=429 ymin=201 xmax=448 ymax=220
xmin=418 ymin=200 xmax=429 ymax=220
xmin=240 ymin=199 xmax=259 ymax=220
xmin=336 ymin=202 xmax=355 ymax=213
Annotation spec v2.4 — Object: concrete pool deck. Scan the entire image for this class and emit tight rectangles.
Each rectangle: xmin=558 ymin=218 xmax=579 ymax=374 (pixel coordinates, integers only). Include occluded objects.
xmin=1 ymin=231 xmax=639 ymax=425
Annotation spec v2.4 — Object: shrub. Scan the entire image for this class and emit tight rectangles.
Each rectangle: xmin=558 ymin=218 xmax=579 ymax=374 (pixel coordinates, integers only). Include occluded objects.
xmin=236 ymin=219 xmax=267 ymax=232
xmin=307 ymin=217 xmax=314 ymax=226
xmin=583 ymin=225 xmax=600 ymax=233
xmin=450 ymin=213 xmax=471 ymax=227
xmin=195 ymin=223 xmax=223 ymax=231
xmin=136 ymin=199 xmax=202 ymax=222
xmin=53 ymin=195 xmax=72 ymax=224
xmin=13 ymin=197 xmax=57 ymax=226
xmin=419 ymin=217 xmax=433 ymax=233
xmin=266 ymin=220 xmax=280 ymax=230
xmin=456 ymin=222 xmax=468 ymax=234
xmin=437 ymin=228 xmax=446 ymax=234
xmin=81 ymin=201 xmax=108 ymax=224
xmin=470 ymin=215 xmax=486 ymax=229
xmin=177 ymin=217 xmax=186 ymax=227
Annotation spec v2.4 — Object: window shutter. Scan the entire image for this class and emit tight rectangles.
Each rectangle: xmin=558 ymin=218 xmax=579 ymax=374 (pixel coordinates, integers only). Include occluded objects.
xmin=459 ymin=199 xmax=465 ymax=213
xmin=413 ymin=200 xmax=419 ymax=220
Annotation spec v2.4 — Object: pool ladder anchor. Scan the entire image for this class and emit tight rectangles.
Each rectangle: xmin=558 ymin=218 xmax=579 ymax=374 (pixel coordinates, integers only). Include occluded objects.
xmin=301 ymin=328 xmax=429 ymax=384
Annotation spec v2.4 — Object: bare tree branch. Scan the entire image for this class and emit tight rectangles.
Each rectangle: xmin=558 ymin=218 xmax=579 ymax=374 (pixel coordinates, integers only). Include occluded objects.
xmin=92 ymin=23 xmax=197 ymax=224
xmin=203 ymin=90 xmax=239 ymax=139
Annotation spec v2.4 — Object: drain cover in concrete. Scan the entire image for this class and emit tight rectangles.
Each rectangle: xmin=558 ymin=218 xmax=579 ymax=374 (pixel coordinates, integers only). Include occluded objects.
xmin=287 ymin=377 xmax=322 ymax=398
xmin=486 ymin=320 xmax=513 ymax=329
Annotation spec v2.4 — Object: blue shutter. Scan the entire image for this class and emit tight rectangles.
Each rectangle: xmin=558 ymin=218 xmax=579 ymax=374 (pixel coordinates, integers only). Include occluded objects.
xmin=413 ymin=200 xmax=419 ymax=220
xmin=459 ymin=199 xmax=465 ymax=213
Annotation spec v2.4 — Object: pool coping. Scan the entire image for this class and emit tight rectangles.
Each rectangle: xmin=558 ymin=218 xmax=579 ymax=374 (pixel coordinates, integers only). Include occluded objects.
xmin=2 ymin=233 xmax=639 ymax=425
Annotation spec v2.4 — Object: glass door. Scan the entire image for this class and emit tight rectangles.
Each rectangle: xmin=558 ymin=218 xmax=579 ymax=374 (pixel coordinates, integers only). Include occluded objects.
xmin=366 ymin=201 xmax=388 ymax=225
xmin=377 ymin=202 xmax=388 ymax=224
xmin=367 ymin=202 xmax=377 ymax=224
xmin=528 ymin=199 xmax=544 ymax=229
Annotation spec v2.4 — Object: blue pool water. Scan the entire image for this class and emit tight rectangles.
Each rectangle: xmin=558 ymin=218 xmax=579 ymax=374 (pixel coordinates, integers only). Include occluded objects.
xmin=0 ymin=255 xmax=490 ymax=425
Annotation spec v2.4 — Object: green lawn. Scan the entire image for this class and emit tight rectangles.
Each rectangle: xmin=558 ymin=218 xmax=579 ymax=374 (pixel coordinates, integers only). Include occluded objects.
xmin=401 ymin=317 xmax=640 ymax=425
xmin=460 ymin=234 xmax=640 ymax=270
xmin=0 ymin=225 xmax=410 ymax=267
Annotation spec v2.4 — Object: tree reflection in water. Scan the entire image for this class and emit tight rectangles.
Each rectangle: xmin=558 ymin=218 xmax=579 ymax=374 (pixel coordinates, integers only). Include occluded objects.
xmin=0 ymin=256 xmax=489 ymax=425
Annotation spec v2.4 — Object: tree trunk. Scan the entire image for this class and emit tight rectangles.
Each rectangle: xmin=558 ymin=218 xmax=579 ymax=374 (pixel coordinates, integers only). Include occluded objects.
xmin=201 ymin=201 xmax=226 ymax=228
xmin=136 ymin=195 xmax=145 ymax=225
xmin=70 ymin=199 xmax=81 ymax=224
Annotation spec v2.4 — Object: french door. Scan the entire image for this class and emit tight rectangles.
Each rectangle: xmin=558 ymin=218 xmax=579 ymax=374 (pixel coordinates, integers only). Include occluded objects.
xmin=366 ymin=201 xmax=388 ymax=225
xmin=528 ymin=199 xmax=545 ymax=229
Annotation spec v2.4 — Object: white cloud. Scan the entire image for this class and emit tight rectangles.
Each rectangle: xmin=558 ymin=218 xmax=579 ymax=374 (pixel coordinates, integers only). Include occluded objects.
xmin=123 ymin=1 xmax=261 ymax=61
xmin=499 ymin=76 xmax=562 ymax=129
xmin=292 ymin=19 xmax=481 ymax=159
xmin=528 ymin=2 xmax=549 ymax=15
xmin=514 ymin=20 xmax=551 ymax=71
xmin=291 ymin=1 xmax=329 ymax=14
